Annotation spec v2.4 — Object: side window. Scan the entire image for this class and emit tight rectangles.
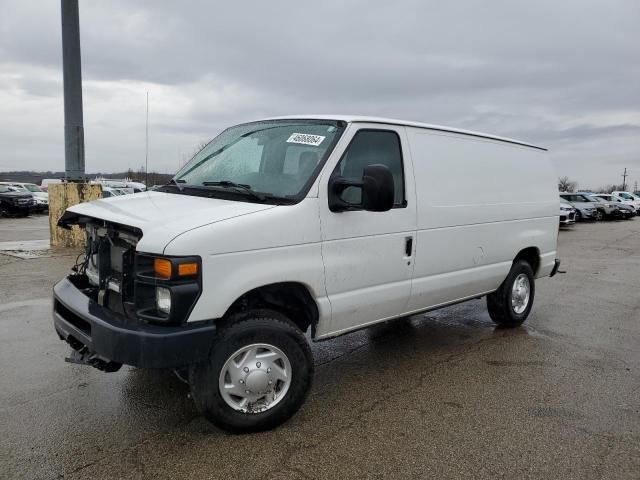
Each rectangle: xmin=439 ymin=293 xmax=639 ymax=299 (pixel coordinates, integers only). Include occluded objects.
xmin=335 ymin=130 xmax=405 ymax=206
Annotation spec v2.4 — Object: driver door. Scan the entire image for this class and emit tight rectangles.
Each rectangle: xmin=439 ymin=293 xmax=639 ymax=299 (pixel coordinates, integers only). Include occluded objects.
xmin=317 ymin=125 xmax=417 ymax=337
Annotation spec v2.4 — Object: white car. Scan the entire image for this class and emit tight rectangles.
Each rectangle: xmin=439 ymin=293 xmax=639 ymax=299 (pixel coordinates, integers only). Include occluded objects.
xmin=611 ymin=191 xmax=640 ymax=211
xmin=559 ymin=198 xmax=576 ymax=225
xmin=53 ymin=115 xmax=560 ymax=432
xmin=91 ymin=179 xmax=135 ymax=195
xmin=40 ymin=178 xmax=63 ymax=191
xmin=100 ymin=186 xmax=124 ymax=198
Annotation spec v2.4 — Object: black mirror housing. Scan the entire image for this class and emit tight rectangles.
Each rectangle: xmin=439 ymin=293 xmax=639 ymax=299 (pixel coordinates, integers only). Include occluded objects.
xmin=361 ymin=164 xmax=395 ymax=212
xmin=329 ymin=164 xmax=395 ymax=212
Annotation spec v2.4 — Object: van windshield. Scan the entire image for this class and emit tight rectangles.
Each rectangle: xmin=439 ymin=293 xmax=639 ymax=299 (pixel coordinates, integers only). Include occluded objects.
xmin=173 ymin=120 xmax=345 ymax=202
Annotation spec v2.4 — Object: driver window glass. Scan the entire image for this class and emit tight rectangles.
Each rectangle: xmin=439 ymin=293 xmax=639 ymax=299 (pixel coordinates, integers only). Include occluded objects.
xmin=336 ymin=130 xmax=405 ymax=206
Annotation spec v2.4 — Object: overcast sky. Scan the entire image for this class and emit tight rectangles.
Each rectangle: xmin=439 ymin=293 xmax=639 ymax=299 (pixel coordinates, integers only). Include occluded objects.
xmin=1 ymin=0 xmax=639 ymax=189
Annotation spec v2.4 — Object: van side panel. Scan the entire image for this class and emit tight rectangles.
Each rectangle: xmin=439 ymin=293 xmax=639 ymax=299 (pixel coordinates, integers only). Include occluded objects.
xmin=406 ymin=128 xmax=558 ymax=311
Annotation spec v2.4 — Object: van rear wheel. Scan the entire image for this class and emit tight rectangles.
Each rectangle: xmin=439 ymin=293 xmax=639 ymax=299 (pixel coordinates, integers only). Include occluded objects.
xmin=487 ymin=260 xmax=535 ymax=327
xmin=189 ymin=309 xmax=313 ymax=433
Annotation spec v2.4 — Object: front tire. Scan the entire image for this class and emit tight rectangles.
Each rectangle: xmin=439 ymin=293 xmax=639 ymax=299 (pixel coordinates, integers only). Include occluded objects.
xmin=487 ymin=260 xmax=535 ymax=327
xmin=189 ymin=309 xmax=313 ymax=433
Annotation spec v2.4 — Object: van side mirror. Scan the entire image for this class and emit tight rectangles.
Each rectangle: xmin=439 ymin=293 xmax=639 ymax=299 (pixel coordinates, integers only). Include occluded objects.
xmin=329 ymin=164 xmax=395 ymax=212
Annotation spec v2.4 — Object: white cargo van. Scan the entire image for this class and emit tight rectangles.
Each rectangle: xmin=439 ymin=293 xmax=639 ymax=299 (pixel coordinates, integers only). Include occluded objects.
xmin=53 ymin=116 xmax=560 ymax=432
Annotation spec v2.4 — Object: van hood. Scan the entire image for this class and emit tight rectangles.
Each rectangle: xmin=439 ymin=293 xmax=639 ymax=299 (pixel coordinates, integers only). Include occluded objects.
xmin=59 ymin=191 xmax=276 ymax=252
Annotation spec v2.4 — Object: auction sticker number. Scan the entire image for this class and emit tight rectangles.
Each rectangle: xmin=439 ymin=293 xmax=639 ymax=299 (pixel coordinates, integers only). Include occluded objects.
xmin=286 ymin=133 xmax=325 ymax=146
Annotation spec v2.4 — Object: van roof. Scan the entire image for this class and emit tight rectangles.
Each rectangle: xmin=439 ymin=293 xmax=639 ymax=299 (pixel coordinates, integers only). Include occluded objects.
xmin=266 ymin=115 xmax=547 ymax=151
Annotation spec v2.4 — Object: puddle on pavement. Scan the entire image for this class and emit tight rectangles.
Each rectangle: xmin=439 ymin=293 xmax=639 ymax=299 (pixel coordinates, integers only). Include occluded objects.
xmin=0 ymin=239 xmax=51 ymax=258
xmin=0 ymin=239 xmax=71 ymax=259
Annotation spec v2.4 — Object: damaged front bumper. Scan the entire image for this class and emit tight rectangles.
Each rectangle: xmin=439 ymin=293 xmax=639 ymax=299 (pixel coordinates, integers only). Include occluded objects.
xmin=53 ymin=276 xmax=216 ymax=370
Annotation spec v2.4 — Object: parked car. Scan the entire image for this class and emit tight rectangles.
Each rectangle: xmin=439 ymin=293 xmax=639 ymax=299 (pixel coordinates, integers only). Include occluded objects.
xmin=100 ymin=186 xmax=122 ymax=198
xmin=577 ymin=192 xmax=618 ymax=219
xmin=92 ymin=178 xmax=145 ymax=193
xmin=91 ymin=179 xmax=134 ymax=195
xmin=126 ymin=181 xmax=147 ymax=193
xmin=0 ymin=184 xmax=35 ymax=217
xmin=559 ymin=193 xmax=599 ymax=221
xmin=559 ymin=198 xmax=576 ymax=226
xmin=53 ymin=116 xmax=561 ymax=432
xmin=0 ymin=182 xmax=48 ymax=212
xmin=611 ymin=191 xmax=640 ymax=212
xmin=594 ymin=194 xmax=635 ymax=219
xmin=40 ymin=178 xmax=63 ymax=191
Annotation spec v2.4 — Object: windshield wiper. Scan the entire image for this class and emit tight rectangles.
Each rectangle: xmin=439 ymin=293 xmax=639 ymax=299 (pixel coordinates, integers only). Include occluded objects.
xmin=202 ymin=181 xmax=266 ymax=201
xmin=164 ymin=178 xmax=186 ymax=191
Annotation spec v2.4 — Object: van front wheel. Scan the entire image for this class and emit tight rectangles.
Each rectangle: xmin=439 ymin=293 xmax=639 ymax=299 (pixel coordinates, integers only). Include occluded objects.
xmin=189 ymin=309 xmax=313 ymax=433
xmin=487 ymin=260 xmax=535 ymax=327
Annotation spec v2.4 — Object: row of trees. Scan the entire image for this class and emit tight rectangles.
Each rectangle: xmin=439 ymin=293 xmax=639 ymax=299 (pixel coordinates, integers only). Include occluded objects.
xmin=558 ymin=176 xmax=630 ymax=194
xmin=0 ymin=170 xmax=173 ymax=187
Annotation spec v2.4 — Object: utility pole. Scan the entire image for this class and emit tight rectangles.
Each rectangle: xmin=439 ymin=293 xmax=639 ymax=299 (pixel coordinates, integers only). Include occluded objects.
xmin=51 ymin=0 xmax=101 ymax=248
xmin=145 ymin=91 xmax=149 ymax=187
xmin=61 ymin=0 xmax=85 ymax=181
xmin=622 ymin=168 xmax=628 ymax=191
xmin=635 ymin=181 xmax=638 ymax=193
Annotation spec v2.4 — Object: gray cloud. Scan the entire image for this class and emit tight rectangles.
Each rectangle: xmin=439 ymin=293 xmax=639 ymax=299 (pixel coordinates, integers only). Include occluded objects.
xmin=1 ymin=0 xmax=639 ymax=187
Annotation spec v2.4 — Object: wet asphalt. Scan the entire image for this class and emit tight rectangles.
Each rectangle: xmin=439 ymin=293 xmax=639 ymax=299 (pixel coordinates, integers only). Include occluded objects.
xmin=0 ymin=214 xmax=638 ymax=479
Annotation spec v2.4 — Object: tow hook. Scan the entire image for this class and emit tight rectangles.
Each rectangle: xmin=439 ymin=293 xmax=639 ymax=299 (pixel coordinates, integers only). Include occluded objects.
xmin=64 ymin=338 xmax=122 ymax=372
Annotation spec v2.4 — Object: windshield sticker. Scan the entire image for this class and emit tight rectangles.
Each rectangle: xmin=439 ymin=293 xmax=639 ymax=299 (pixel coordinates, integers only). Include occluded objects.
xmin=286 ymin=133 xmax=325 ymax=146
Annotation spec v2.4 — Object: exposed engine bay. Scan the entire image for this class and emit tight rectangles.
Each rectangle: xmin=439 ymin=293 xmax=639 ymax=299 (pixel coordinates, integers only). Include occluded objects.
xmin=65 ymin=215 xmax=142 ymax=318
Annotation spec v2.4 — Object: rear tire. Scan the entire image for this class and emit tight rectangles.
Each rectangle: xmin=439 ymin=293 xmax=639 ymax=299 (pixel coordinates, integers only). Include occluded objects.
xmin=189 ymin=309 xmax=313 ymax=433
xmin=487 ymin=260 xmax=535 ymax=327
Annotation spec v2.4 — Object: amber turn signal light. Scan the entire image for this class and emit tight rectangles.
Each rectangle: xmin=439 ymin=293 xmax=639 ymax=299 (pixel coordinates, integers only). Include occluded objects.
xmin=178 ymin=262 xmax=198 ymax=276
xmin=154 ymin=258 xmax=172 ymax=279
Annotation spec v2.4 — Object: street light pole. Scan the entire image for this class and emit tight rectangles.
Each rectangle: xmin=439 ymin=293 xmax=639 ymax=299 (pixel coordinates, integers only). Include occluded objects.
xmin=61 ymin=0 xmax=85 ymax=181
xmin=145 ymin=91 xmax=149 ymax=187
xmin=51 ymin=0 xmax=101 ymax=249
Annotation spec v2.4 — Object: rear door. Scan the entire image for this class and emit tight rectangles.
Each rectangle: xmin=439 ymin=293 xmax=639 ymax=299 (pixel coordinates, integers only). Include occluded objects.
xmin=316 ymin=124 xmax=417 ymax=337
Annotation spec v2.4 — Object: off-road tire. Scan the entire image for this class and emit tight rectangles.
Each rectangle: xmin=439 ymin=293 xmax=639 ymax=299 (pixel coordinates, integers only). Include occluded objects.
xmin=487 ymin=260 xmax=535 ymax=327
xmin=189 ymin=309 xmax=313 ymax=433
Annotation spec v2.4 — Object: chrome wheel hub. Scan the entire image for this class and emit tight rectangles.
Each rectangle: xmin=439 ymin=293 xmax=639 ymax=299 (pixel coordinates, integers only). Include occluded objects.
xmin=511 ymin=273 xmax=530 ymax=314
xmin=219 ymin=343 xmax=291 ymax=413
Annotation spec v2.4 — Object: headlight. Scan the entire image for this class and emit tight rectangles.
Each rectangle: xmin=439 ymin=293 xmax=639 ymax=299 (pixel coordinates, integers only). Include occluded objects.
xmin=156 ymin=287 xmax=172 ymax=314
xmin=135 ymin=254 xmax=202 ymax=325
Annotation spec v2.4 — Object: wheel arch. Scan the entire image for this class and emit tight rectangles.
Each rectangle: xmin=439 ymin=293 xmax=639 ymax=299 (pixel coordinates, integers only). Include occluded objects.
xmin=513 ymin=246 xmax=541 ymax=275
xmin=222 ymin=282 xmax=320 ymax=337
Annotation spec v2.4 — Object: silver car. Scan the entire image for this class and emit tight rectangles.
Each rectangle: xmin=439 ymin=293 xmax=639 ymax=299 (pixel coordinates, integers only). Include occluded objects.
xmin=595 ymin=194 xmax=635 ymax=219
xmin=559 ymin=193 xmax=599 ymax=221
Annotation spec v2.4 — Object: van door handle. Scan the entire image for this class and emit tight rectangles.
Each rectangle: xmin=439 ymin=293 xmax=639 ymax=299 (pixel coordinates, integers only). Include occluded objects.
xmin=405 ymin=236 xmax=413 ymax=257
